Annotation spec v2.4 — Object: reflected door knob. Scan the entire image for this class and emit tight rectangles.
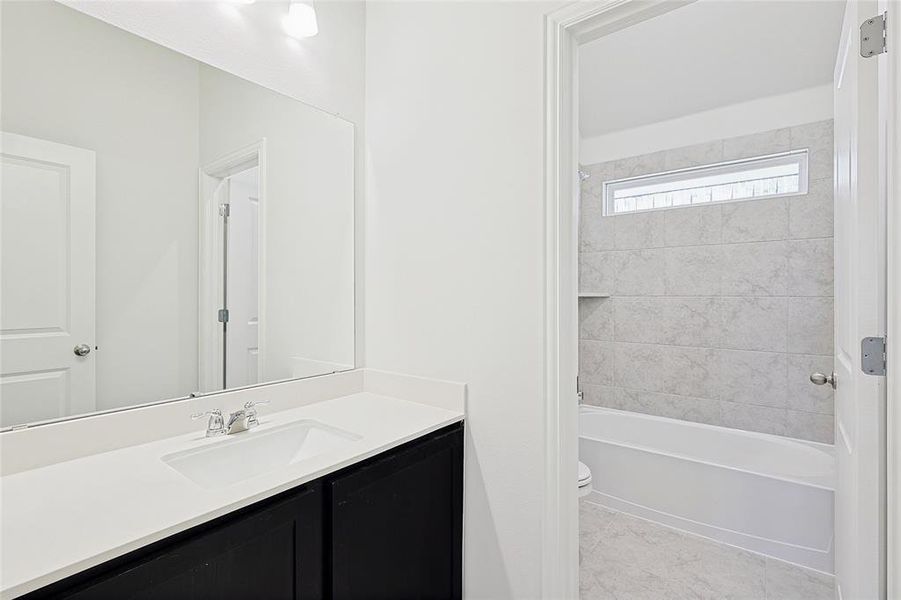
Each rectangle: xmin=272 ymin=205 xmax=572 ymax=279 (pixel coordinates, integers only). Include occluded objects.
xmin=73 ymin=344 xmax=92 ymax=357
xmin=810 ymin=372 xmax=836 ymax=389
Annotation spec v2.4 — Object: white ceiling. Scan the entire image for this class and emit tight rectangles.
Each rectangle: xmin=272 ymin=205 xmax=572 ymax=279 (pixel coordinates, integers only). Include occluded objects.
xmin=578 ymin=0 xmax=845 ymax=138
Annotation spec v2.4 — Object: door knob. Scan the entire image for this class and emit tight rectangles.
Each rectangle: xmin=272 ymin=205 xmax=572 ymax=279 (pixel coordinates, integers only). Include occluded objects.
xmin=809 ymin=372 xmax=836 ymax=389
xmin=73 ymin=344 xmax=92 ymax=357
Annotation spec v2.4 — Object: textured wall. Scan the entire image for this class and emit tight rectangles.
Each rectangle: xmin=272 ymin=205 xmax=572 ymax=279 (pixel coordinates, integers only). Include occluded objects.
xmin=579 ymin=120 xmax=834 ymax=444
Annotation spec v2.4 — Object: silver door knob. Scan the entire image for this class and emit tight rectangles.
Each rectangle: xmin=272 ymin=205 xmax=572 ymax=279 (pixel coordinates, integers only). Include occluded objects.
xmin=73 ymin=344 xmax=92 ymax=357
xmin=810 ymin=372 xmax=836 ymax=389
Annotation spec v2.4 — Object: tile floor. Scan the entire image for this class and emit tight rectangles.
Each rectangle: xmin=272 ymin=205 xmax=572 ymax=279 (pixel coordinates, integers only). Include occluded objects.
xmin=580 ymin=500 xmax=834 ymax=600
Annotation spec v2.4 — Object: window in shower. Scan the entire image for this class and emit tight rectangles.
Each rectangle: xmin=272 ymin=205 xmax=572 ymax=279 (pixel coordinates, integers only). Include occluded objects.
xmin=603 ymin=149 xmax=809 ymax=215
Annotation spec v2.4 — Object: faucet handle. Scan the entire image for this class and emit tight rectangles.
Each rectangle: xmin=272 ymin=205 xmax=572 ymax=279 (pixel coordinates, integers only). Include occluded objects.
xmin=243 ymin=400 xmax=270 ymax=429
xmin=191 ymin=409 xmax=226 ymax=437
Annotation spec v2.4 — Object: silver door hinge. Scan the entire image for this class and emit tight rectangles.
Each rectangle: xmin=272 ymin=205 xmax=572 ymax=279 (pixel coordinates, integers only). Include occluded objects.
xmin=861 ymin=13 xmax=887 ymax=58
xmin=219 ymin=203 xmax=231 ymax=218
xmin=218 ymin=308 xmax=229 ymax=323
xmin=861 ymin=336 xmax=886 ymax=376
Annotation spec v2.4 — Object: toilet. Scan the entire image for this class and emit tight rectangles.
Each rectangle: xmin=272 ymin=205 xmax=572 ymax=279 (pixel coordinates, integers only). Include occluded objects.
xmin=578 ymin=461 xmax=592 ymax=498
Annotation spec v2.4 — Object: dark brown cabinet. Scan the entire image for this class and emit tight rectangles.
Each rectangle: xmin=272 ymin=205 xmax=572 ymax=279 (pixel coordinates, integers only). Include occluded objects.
xmin=22 ymin=422 xmax=463 ymax=600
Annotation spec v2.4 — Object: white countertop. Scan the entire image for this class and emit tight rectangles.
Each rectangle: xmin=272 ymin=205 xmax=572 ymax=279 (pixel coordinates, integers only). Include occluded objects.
xmin=0 ymin=392 xmax=463 ymax=599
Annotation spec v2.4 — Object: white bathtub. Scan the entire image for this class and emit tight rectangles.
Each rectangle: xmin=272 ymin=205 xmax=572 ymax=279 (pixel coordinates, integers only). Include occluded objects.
xmin=579 ymin=406 xmax=835 ymax=573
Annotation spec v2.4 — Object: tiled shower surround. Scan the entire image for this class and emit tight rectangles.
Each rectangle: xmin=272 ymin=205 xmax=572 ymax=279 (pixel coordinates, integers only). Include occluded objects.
xmin=579 ymin=120 xmax=834 ymax=443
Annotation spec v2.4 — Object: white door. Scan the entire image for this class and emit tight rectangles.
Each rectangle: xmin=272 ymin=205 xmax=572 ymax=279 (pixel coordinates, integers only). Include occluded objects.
xmin=833 ymin=2 xmax=887 ymax=597
xmin=0 ymin=132 xmax=96 ymax=427
xmin=225 ymin=167 xmax=260 ymax=388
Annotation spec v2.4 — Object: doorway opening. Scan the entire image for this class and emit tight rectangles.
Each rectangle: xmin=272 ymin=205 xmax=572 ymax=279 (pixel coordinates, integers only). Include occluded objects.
xmin=543 ymin=1 xmax=894 ymax=598
xmin=198 ymin=141 xmax=266 ymax=394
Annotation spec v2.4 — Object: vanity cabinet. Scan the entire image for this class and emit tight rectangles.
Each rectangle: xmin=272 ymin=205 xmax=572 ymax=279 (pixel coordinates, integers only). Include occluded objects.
xmin=22 ymin=423 xmax=463 ymax=600
xmin=329 ymin=423 xmax=463 ymax=599
xmin=55 ymin=482 xmax=323 ymax=600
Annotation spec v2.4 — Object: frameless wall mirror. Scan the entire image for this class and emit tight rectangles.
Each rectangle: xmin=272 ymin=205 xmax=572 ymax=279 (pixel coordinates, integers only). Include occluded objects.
xmin=0 ymin=1 xmax=355 ymax=429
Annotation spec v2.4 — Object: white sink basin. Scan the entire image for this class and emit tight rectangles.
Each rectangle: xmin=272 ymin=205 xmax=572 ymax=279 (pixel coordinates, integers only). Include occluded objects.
xmin=163 ymin=420 xmax=361 ymax=489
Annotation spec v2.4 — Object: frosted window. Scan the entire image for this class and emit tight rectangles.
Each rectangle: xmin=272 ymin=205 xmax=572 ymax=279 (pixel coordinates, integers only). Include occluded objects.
xmin=603 ymin=150 xmax=809 ymax=215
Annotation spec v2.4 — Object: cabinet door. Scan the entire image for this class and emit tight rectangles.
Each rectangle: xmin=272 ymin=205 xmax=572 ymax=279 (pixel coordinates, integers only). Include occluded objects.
xmin=329 ymin=425 xmax=463 ymax=600
xmin=40 ymin=482 xmax=323 ymax=600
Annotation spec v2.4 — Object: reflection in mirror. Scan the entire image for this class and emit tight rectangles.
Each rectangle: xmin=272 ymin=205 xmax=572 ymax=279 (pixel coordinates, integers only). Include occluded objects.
xmin=0 ymin=1 xmax=354 ymax=429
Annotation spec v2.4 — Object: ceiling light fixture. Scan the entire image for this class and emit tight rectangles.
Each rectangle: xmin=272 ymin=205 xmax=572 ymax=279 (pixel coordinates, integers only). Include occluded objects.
xmin=283 ymin=2 xmax=318 ymax=39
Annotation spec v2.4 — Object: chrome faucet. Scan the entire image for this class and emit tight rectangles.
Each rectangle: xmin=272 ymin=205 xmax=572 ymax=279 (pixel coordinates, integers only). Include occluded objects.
xmin=191 ymin=409 xmax=226 ymax=438
xmin=192 ymin=400 xmax=270 ymax=437
xmin=225 ymin=400 xmax=271 ymax=435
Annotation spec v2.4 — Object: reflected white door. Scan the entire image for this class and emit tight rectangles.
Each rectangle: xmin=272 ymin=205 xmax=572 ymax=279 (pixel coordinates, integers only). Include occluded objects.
xmin=225 ymin=168 xmax=260 ymax=388
xmin=0 ymin=132 xmax=96 ymax=426
xmin=833 ymin=2 xmax=886 ymax=597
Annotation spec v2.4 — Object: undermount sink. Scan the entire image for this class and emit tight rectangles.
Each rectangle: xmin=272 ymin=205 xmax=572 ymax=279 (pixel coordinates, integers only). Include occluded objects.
xmin=163 ymin=420 xmax=361 ymax=489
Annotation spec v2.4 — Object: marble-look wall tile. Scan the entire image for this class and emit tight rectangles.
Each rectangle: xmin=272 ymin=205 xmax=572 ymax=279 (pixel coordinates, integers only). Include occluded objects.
xmin=722 ymin=197 xmax=789 ymax=243
xmin=662 ymin=345 xmax=717 ymax=398
xmin=664 ymin=140 xmax=724 ymax=171
xmin=614 ymin=249 xmax=666 ymax=295
xmin=580 ymin=383 xmax=615 ymax=408
xmin=719 ymin=297 xmax=788 ymax=352
xmin=786 ymin=354 xmax=834 ymax=414
xmin=580 ymin=210 xmax=615 ymax=252
xmin=612 ymin=150 xmax=666 ymax=180
xmin=664 ymin=205 xmax=722 ymax=247
xmin=636 ymin=391 xmax=722 ymax=425
xmin=661 ymin=297 xmax=721 ymax=347
xmin=580 ymin=161 xmax=614 ymax=211
xmin=712 ymin=349 xmax=787 ymax=408
xmin=791 ymin=120 xmax=834 ymax=182
xmin=579 ymin=340 xmax=614 ymax=385
xmin=664 ymin=245 xmax=722 ymax=296
xmin=788 ymin=238 xmax=834 ymax=297
xmin=788 ymin=297 xmax=833 ymax=355
xmin=578 ymin=120 xmax=835 ymax=443
xmin=785 ymin=410 xmax=834 ymax=444
xmin=789 ymin=178 xmax=833 ymax=240
xmin=613 ymin=298 xmax=665 ymax=344
xmin=580 ymin=297 xmax=613 ymax=342
xmin=614 ymin=343 xmax=668 ymax=394
xmin=721 ymin=241 xmax=789 ymax=296
xmin=614 ymin=211 xmax=665 ymax=250
xmin=722 ymin=127 xmax=790 ymax=161
xmin=579 ymin=251 xmax=615 ymax=293
xmin=720 ymin=401 xmax=787 ymax=436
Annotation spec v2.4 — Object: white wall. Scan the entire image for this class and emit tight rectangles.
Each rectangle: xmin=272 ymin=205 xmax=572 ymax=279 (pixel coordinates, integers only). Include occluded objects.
xmin=199 ymin=65 xmax=355 ymax=383
xmin=66 ymin=0 xmax=368 ymax=368
xmin=580 ymin=85 xmax=834 ymax=165
xmin=1 ymin=1 xmax=200 ymax=410
xmin=365 ymin=3 xmax=560 ymax=597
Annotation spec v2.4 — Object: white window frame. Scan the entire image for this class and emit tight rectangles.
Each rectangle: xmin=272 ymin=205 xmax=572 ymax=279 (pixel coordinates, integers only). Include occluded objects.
xmin=602 ymin=149 xmax=810 ymax=216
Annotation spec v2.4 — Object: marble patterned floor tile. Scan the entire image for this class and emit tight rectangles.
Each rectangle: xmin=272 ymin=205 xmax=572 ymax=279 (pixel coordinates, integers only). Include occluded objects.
xmin=579 ymin=504 xmax=834 ymax=600
xmin=580 ymin=500 xmax=616 ymax=556
xmin=765 ymin=558 xmax=834 ymax=600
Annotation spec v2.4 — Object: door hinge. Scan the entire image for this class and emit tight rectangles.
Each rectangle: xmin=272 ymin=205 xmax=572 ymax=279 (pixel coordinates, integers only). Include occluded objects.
xmin=217 ymin=308 xmax=229 ymax=323
xmin=861 ymin=336 xmax=886 ymax=376
xmin=860 ymin=13 xmax=887 ymax=58
xmin=219 ymin=203 xmax=231 ymax=218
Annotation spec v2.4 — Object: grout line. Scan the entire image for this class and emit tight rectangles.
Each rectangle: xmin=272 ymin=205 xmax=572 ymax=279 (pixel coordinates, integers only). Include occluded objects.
xmin=579 ymin=235 xmax=836 ymax=253
xmin=579 ymin=383 xmax=835 ymax=417
xmin=580 ymin=338 xmax=832 ymax=357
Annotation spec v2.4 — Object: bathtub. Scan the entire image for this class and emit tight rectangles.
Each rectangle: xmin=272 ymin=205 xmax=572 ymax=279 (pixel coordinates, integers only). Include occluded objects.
xmin=579 ymin=406 xmax=835 ymax=573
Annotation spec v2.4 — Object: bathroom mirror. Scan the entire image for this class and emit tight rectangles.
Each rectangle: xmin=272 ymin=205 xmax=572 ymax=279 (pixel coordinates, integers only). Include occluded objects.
xmin=0 ymin=1 xmax=355 ymax=429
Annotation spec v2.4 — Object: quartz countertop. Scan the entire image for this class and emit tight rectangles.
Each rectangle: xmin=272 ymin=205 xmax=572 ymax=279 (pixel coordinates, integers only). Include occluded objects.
xmin=0 ymin=392 xmax=463 ymax=598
